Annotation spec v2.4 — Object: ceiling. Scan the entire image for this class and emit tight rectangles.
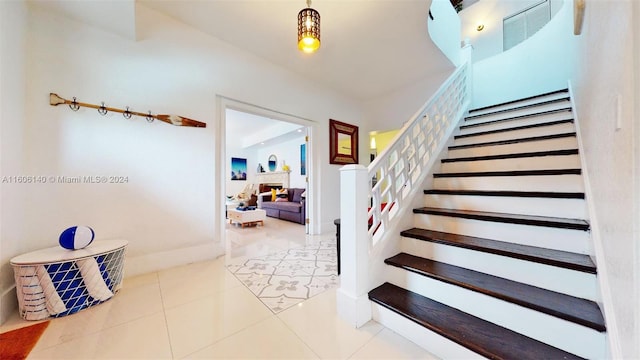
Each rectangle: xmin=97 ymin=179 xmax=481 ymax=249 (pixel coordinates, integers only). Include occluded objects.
xmin=225 ymin=109 xmax=304 ymax=150
xmin=31 ymin=0 xmax=455 ymax=143
xmin=30 ymin=1 xmax=453 ymax=100
xmin=138 ymin=0 xmax=453 ymax=101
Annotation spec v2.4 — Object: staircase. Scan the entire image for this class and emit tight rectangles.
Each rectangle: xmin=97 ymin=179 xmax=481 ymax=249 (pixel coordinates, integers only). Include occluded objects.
xmin=368 ymin=89 xmax=607 ymax=359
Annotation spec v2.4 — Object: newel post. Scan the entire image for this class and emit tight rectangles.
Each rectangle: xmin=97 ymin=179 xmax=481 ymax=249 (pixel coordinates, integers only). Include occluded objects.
xmin=336 ymin=164 xmax=372 ymax=327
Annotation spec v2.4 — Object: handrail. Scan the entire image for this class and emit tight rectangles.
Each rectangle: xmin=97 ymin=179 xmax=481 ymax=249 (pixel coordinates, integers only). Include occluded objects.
xmin=367 ymin=62 xmax=470 ymax=245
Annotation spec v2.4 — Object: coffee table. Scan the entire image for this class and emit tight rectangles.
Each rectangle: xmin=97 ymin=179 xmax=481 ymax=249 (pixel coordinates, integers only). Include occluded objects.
xmin=228 ymin=209 xmax=266 ymax=228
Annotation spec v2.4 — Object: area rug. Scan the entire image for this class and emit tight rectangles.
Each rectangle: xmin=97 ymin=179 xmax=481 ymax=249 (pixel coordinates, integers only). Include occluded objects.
xmin=227 ymin=237 xmax=339 ymax=313
xmin=0 ymin=321 xmax=50 ymax=360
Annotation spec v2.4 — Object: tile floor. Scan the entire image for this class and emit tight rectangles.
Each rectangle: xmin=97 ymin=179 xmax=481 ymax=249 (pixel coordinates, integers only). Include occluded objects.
xmin=1 ymin=218 xmax=438 ymax=359
xmin=226 ymin=237 xmax=339 ymax=313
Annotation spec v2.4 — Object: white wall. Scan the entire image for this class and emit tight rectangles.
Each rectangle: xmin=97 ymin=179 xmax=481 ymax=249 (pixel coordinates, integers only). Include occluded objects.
xmin=569 ymin=0 xmax=638 ymax=358
xmin=460 ymin=0 xmax=564 ymax=62
xmin=464 ymin=0 xmax=638 ymax=356
xmin=362 ymin=67 xmax=454 ymax=134
xmin=428 ymin=0 xmax=461 ymax=66
xmin=0 ymin=0 xmax=28 ymax=325
xmin=257 ymin=136 xmax=308 ymax=189
xmin=635 ymin=1 xmax=640 ymax=357
xmin=363 ymin=0 xmax=458 ymax=136
xmin=225 ymin=143 xmax=257 ymax=198
xmin=0 ymin=0 xmax=364 ymax=323
xmin=471 ymin=0 xmax=574 ymax=108
xmin=225 ymin=134 xmax=308 ymax=196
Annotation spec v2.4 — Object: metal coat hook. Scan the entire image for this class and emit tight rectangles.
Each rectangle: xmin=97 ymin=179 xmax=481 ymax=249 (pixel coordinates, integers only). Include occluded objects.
xmin=123 ymin=107 xmax=132 ymax=119
xmin=69 ymin=97 xmax=80 ymax=111
xmin=98 ymin=102 xmax=108 ymax=116
xmin=49 ymin=93 xmax=206 ymax=128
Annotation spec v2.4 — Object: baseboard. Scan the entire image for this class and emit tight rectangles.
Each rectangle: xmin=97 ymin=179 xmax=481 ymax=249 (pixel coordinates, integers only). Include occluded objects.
xmin=0 ymin=286 xmax=18 ymax=325
xmin=568 ymin=81 xmax=622 ymax=359
xmin=336 ymin=288 xmax=372 ymax=327
xmin=0 ymin=242 xmax=224 ymax=325
xmin=124 ymin=242 xmax=225 ymax=278
xmin=320 ymin=220 xmax=336 ymax=235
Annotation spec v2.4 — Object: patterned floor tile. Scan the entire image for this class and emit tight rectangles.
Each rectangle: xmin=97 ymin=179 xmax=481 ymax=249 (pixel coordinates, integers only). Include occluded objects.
xmin=233 ymin=273 xmax=272 ymax=295
xmin=226 ymin=238 xmax=339 ymax=313
xmin=313 ymin=260 xmax=338 ymax=276
xmin=233 ymin=259 xmax=282 ymax=276
xmin=274 ymin=260 xmax=317 ymax=277
xmin=258 ymin=295 xmax=305 ymax=313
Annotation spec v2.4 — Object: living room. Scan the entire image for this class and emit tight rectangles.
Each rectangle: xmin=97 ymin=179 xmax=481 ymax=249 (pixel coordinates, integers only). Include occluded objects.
xmin=225 ymin=107 xmax=308 ymax=230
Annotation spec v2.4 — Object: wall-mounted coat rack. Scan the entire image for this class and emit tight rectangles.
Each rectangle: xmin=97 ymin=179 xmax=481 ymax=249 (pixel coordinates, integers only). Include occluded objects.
xmin=49 ymin=93 xmax=206 ymax=128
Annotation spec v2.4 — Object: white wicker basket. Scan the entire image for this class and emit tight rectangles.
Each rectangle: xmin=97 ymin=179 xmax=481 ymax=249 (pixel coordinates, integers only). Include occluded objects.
xmin=10 ymin=239 xmax=127 ymax=320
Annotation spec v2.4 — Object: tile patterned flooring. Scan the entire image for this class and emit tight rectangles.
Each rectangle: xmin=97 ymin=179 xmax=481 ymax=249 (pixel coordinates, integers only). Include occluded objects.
xmin=1 ymin=218 xmax=438 ymax=359
xmin=227 ymin=237 xmax=339 ymax=313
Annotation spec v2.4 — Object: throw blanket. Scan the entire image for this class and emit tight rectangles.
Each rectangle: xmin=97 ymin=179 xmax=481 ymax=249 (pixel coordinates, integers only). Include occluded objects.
xmin=36 ymin=265 xmax=67 ymax=315
xmin=76 ymin=258 xmax=113 ymax=301
xmin=44 ymin=256 xmax=114 ymax=317
xmin=14 ymin=265 xmax=66 ymax=320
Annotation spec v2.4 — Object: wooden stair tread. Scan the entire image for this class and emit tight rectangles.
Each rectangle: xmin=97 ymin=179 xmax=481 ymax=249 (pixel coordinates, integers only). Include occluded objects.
xmin=469 ymin=89 xmax=569 ymax=114
xmin=449 ymin=132 xmax=577 ymax=150
xmin=423 ymin=189 xmax=584 ymax=199
xmin=465 ymin=97 xmax=570 ymax=121
xmin=460 ymin=108 xmax=573 ymax=130
xmin=369 ymin=282 xmax=586 ymax=360
xmin=413 ymin=207 xmax=589 ymax=230
xmin=385 ymin=254 xmax=605 ymax=331
xmin=433 ymin=168 xmax=581 ymax=178
xmin=442 ymin=149 xmax=579 ymax=163
xmin=402 ymin=227 xmax=595 ymax=272
xmin=455 ymin=119 xmax=574 ymax=139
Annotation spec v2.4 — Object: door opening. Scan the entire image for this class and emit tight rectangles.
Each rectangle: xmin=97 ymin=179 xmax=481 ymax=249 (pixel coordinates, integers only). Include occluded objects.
xmin=216 ymin=96 xmax=315 ymax=258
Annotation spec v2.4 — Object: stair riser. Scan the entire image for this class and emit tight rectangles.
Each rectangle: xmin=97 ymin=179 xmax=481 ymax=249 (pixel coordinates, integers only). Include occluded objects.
xmin=386 ymin=268 xmax=606 ymax=359
xmin=423 ymin=194 xmax=587 ymax=219
xmin=400 ymin=237 xmax=597 ymax=300
xmin=448 ymin=137 xmax=578 ymax=158
xmin=371 ymin=303 xmax=485 ymax=359
xmin=412 ymin=214 xmax=590 ymax=253
xmin=465 ymin=102 xmax=571 ymax=125
xmin=441 ymin=155 xmax=581 ymax=173
xmin=459 ymin=111 xmax=573 ymax=135
xmin=469 ymin=92 xmax=569 ymax=117
xmin=433 ymin=174 xmax=585 ymax=192
xmin=453 ymin=122 xmax=576 ymax=147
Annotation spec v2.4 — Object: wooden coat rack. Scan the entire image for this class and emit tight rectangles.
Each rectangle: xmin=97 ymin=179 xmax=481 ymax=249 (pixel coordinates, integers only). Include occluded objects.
xmin=49 ymin=93 xmax=206 ymax=128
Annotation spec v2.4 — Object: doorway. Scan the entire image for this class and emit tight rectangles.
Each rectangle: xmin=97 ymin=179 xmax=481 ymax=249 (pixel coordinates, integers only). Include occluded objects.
xmin=216 ymin=96 xmax=315 ymax=259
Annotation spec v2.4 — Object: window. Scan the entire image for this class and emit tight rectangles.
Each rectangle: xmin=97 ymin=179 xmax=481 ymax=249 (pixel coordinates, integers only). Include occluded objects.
xmin=503 ymin=0 xmax=551 ymax=51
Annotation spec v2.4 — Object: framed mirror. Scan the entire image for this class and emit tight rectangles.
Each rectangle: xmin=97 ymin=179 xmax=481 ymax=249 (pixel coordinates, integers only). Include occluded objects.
xmin=329 ymin=119 xmax=359 ymax=165
xmin=268 ymin=154 xmax=277 ymax=171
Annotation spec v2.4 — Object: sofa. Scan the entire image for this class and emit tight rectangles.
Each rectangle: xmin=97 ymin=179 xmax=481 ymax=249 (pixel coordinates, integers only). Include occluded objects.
xmin=258 ymin=188 xmax=306 ymax=225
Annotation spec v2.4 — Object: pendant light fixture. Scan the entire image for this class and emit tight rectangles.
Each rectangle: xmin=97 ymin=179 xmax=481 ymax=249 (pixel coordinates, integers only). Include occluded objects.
xmin=297 ymin=0 xmax=320 ymax=53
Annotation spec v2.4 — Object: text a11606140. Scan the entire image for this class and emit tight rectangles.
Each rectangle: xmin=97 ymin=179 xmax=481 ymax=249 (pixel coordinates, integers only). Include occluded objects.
xmin=1 ymin=175 xmax=129 ymax=184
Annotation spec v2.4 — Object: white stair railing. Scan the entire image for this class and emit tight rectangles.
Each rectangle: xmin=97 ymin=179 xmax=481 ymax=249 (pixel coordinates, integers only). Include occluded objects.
xmin=338 ymin=49 xmax=472 ymax=327
xmin=367 ymin=62 xmax=470 ymax=246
